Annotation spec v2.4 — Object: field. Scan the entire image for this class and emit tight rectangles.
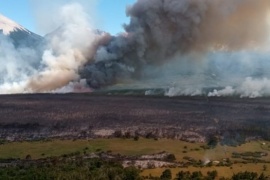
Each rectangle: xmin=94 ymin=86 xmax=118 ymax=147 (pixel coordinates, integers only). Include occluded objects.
xmin=0 ymin=138 xmax=269 ymax=160
xmin=0 ymin=138 xmax=203 ymax=159
xmin=0 ymin=138 xmax=269 ymax=178
xmin=0 ymin=94 xmax=270 ymax=178
xmin=141 ymin=164 xmax=270 ymax=179
xmin=0 ymin=94 xmax=269 ymax=144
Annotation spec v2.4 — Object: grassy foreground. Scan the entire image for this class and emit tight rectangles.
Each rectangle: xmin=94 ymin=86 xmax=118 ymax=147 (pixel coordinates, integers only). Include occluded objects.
xmin=0 ymin=138 xmax=269 ymax=178
xmin=0 ymin=138 xmax=205 ymax=159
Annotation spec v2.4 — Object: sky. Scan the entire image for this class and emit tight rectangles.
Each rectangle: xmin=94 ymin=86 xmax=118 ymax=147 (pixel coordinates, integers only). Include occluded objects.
xmin=0 ymin=0 xmax=136 ymax=35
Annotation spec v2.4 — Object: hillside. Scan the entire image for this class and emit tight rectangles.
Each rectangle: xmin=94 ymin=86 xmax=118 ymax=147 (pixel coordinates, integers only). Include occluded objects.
xmin=0 ymin=13 xmax=42 ymax=48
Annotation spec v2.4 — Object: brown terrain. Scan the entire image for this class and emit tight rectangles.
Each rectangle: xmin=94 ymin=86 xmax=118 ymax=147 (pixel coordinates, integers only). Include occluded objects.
xmin=0 ymin=93 xmax=269 ymax=145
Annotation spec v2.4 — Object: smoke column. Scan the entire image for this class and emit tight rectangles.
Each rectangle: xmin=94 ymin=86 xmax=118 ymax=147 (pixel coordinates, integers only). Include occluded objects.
xmin=0 ymin=2 xmax=107 ymax=94
xmin=81 ymin=0 xmax=270 ymax=96
xmin=0 ymin=34 xmax=39 ymax=94
xmin=1 ymin=0 xmax=270 ymax=97
xmin=26 ymin=3 xmax=101 ymax=92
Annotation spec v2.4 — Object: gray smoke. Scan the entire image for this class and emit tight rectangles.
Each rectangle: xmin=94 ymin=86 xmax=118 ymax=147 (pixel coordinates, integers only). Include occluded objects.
xmin=1 ymin=0 xmax=270 ymax=97
xmin=81 ymin=0 xmax=270 ymax=94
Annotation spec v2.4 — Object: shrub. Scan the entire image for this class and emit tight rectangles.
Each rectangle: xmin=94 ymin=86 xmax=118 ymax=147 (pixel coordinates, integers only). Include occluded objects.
xmin=134 ymin=136 xmax=139 ymax=141
xmin=166 ymin=154 xmax=176 ymax=162
xmin=160 ymin=169 xmax=172 ymax=180
xmin=25 ymin=154 xmax=32 ymax=160
xmin=232 ymin=171 xmax=258 ymax=180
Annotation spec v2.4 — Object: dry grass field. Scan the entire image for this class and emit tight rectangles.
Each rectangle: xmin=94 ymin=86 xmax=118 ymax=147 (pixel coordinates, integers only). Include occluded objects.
xmin=141 ymin=164 xmax=270 ymax=179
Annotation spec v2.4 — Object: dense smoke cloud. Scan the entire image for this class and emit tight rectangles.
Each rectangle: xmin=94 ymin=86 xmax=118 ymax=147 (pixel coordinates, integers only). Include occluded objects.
xmin=0 ymin=2 xmax=107 ymax=93
xmin=82 ymin=0 xmax=270 ymax=93
xmin=29 ymin=0 xmax=98 ymax=35
xmin=1 ymin=0 xmax=270 ymax=97
xmin=0 ymin=34 xmax=38 ymax=94
xmin=26 ymin=3 xmax=102 ymax=92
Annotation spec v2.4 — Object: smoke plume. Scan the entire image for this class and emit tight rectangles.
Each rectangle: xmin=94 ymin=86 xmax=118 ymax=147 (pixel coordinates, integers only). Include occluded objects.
xmin=0 ymin=2 xmax=107 ymax=93
xmin=0 ymin=34 xmax=38 ymax=94
xmin=81 ymin=0 xmax=270 ymax=93
xmin=1 ymin=0 xmax=270 ymax=97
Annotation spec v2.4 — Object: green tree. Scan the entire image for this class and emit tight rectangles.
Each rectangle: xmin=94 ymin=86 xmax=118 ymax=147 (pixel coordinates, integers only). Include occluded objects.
xmin=206 ymin=170 xmax=218 ymax=180
xmin=160 ymin=169 xmax=172 ymax=180
xmin=134 ymin=136 xmax=139 ymax=141
xmin=175 ymin=171 xmax=191 ymax=180
xmin=207 ymin=135 xmax=218 ymax=148
xmin=258 ymin=173 xmax=268 ymax=180
xmin=166 ymin=154 xmax=176 ymax=162
xmin=232 ymin=171 xmax=258 ymax=180
xmin=123 ymin=166 xmax=141 ymax=180
xmin=191 ymin=171 xmax=203 ymax=180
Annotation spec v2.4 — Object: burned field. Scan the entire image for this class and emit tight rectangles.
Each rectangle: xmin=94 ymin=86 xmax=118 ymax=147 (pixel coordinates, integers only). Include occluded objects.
xmin=0 ymin=94 xmax=269 ymax=145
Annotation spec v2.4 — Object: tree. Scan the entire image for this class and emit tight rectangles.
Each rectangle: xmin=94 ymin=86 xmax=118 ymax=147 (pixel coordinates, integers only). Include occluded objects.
xmin=134 ymin=136 xmax=139 ymax=141
xmin=258 ymin=173 xmax=268 ymax=180
xmin=114 ymin=130 xmax=122 ymax=138
xmin=123 ymin=166 xmax=141 ymax=180
xmin=206 ymin=170 xmax=218 ymax=180
xmin=166 ymin=154 xmax=176 ymax=162
xmin=207 ymin=135 xmax=218 ymax=148
xmin=191 ymin=171 xmax=203 ymax=180
xmin=232 ymin=171 xmax=258 ymax=180
xmin=25 ymin=154 xmax=32 ymax=160
xmin=124 ymin=132 xmax=131 ymax=139
xmin=175 ymin=171 xmax=191 ymax=180
xmin=160 ymin=169 xmax=172 ymax=180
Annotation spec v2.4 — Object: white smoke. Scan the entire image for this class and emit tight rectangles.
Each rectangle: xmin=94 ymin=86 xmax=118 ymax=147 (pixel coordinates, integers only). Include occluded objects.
xmin=209 ymin=77 xmax=270 ymax=98
xmin=0 ymin=34 xmax=38 ymax=94
xmin=0 ymin=2 xmax=104 ymax=94
xmin=29 ymin=0 xmax=98 ymax=36
xmin=27 ymin=3 xmax=99 ymax=92
xmin=165 ymin=87 xmax=202 ymax=97
xmin=52 ymin=79 xmax=91 ymax=93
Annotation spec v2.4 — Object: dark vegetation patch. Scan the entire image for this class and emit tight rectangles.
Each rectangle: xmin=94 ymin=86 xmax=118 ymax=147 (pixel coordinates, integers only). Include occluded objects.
xmin=0 ymin=94 xmax=269 ymax=145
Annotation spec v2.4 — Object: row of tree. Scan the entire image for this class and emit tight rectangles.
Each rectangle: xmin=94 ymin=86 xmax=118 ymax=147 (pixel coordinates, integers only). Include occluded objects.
xmin=0 ymin=158 xmax=141 ymax=180
xmin=156 ymin=169 xmax=269 ymax=180
xmin=0 ymin=155 xmax=269 ymax=180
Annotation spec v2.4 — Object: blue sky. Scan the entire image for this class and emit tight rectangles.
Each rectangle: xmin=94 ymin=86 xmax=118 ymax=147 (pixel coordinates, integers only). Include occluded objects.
xmin=0 ymin=0 xmax=136 ymax=35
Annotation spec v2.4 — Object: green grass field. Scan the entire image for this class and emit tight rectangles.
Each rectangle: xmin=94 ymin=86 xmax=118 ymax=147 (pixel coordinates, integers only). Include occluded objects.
xmin=0 ymin=138 xmax=269 ymax=160
xmin=0 ymin=138 xmax=269 ymax=178
xmin=0 ymin=138 xmax=207 ymax=159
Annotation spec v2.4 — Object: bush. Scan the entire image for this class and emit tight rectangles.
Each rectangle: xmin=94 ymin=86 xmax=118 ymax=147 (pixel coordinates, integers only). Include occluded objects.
xmin=207 ymin=135 xmax=218 ymax=148
xmin=189 ymin=171 xmax=203 ymax=180
xmin=134 ymin=136 xmax=139 ymax=141
xmin=207 ymin=170 xmax=218 ymax=180
xmin=166 ymin=154 xmax=176 ymax=162
xmin=25 ymin=154 xmax=32 ymax=160
xmin=175 ymin=171 xmax=191 ymax=180
xmin=232 ymin=171 xmax=258 ymax=180
xmin=114 ymin=130 xmax=122 ymax=138
xmin=160 ymin=169 xmax=172 ymax=180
